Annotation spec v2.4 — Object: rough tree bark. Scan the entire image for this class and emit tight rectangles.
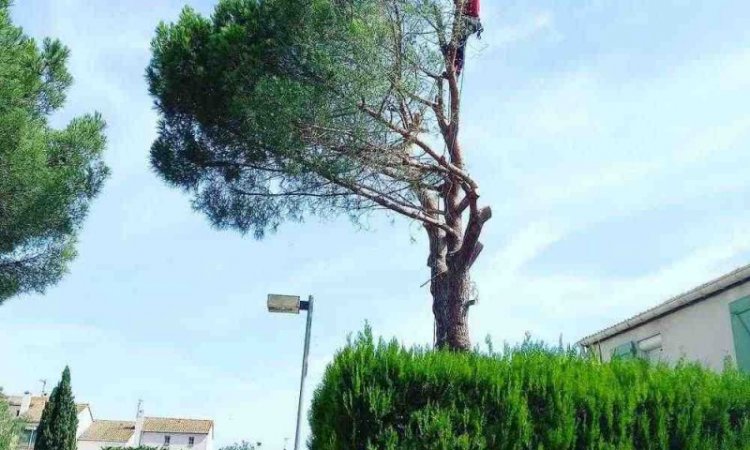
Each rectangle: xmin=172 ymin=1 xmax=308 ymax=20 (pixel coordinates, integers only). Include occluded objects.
xmin=417 ymin=0 xmax=492 ymax=350
xmin=423 ymin=182 xmax=491 ymax=350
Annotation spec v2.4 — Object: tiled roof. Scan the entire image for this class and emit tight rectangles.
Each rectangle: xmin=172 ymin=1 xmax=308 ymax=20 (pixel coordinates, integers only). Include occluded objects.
xmin=7 ymin=396 xmax=89 ymax=423
xmin=4 ymin=394 xmax=213 ymax=437
xmin=27 ymin=397 xmax=52 ymax=422
xmin=79 ymin=420 xmax=135 ymax=442
xmin=143 ymin=417 xmax=213 ymax=434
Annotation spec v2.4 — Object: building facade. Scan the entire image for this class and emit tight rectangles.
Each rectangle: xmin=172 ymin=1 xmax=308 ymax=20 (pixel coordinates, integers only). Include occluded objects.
xmin=7 ymin=394 xmax=93 ymax=450
xmin=578 ymin=264 xmax=750 ymax=372
xmin=6 ymin=392 xmax=213 ymax=450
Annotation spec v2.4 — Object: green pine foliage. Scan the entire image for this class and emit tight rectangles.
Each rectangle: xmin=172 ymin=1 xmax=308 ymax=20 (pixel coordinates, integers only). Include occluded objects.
xmin=0 ymin=0 xmax=109 ymax=304
xmin=35 ymin=367 xmax=78 ymax=450
xmin=147 ymin=0 xmax=490 ymax=350
xmin=310 ymin=328 xmax=750 ymax=450
xmin=147 ymin=0 xmax=423 ymax=238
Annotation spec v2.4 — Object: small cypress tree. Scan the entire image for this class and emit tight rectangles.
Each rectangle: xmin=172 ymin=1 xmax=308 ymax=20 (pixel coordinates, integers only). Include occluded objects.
xmin=35 ymin=366 xmax=78 ymax=450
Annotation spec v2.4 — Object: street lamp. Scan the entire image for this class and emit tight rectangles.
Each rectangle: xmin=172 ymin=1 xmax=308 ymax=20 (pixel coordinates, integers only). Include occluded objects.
xmin=267 ymin=294 xmax=314 ymax=450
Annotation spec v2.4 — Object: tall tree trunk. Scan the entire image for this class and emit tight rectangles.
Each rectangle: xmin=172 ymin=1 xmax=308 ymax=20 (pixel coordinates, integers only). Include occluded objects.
xmin=431 ymin=267 xmax=472 ymax=350
xmin=425 ymin=217 xmax=473 ymax=351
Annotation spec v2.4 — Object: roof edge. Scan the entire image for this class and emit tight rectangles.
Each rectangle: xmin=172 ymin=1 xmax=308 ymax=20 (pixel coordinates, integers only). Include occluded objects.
xmin=77 ymin=437 xmax=133 ymax=442
xmin=141 ymin=417 xmax=214 ymax=434
xmin=143 ymin=416 xmax=214 ymax=424
xmin=578 ymin=263 xmax=750 ymax=347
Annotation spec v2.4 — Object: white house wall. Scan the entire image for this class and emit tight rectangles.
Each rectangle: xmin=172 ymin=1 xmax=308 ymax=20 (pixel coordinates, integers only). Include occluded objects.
xmin=139 ymin=431 xmax=211 ymax=450
xmin=76 ymin=407 xmax=94 ymax=438
xmin=595 ymin=282 xmax=750 ymax=371
xmin=78 ymin=440 xmax=129 ymax=450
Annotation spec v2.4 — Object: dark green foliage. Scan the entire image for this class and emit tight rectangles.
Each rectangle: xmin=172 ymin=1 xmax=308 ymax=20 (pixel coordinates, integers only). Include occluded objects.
xmin=0 ymin=389 xmax=23 ymax=450
xmin=148 ymin=0 xmax=490 ymax=350
xmin=35 ymin=367 xmax=78 ymax=450
xmin=310 ymin=328 xmax=750 ymax=450
xmin=147 ymin=0 xmax=448 ymax=238
xmin=0 ymin=1 xmax=109 ymax=303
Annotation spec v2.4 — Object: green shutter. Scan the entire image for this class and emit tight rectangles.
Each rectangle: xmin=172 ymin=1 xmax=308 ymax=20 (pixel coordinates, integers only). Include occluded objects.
xmin=612 ymin=341 xmax=637 ymax=359
xmin=730 ymin=296 xmax=750 ymax=372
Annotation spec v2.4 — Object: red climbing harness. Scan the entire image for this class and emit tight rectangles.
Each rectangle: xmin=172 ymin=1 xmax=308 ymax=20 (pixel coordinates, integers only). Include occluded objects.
xmin=453 ymin=0 xmax=483 ymax=75
xmin=464 ymin=0 xmax=480 ymax=18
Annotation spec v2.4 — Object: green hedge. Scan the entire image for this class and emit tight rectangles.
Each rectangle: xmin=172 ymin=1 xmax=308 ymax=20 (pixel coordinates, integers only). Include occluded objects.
xmin=309 ymin=328 xmax=750 ymax=450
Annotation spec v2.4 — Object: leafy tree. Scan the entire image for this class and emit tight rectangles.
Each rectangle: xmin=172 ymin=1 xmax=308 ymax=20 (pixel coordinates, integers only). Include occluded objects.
xmin=102 ymin=447 xmax=158 ymax=450
xmin=0 ymin=0 xmax=109 ymax=304
xmin=148 ymin=0 xmax=489 ymax=350
xmin=220 ymin=441 xmax=263 ymax=450
xmin=35 ymin=367 xmax=78 ymax=450
xmin=0 ymin=389 xmax=23 ymax=450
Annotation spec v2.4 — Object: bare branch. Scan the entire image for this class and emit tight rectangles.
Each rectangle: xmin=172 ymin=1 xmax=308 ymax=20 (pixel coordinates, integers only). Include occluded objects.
xmin=230 ymin=187 xmax=353 ymax=199
xmin=329 ymin=175 xmax=456 ymax=236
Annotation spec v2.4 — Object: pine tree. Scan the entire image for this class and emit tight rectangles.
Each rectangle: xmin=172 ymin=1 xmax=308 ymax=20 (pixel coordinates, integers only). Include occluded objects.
xmin=35 ymin=367 xmax=78 ymax=450
xmin=0 ymin=1 xmax=109 ymax=304
xmin=147 ymin=0 xmax=490 ymax=350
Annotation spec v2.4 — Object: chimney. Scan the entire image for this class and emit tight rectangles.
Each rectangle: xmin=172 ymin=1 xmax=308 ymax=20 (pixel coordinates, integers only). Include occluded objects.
xmin=20 ymin=391 xmax=32 ymax=415
xmin=133 ymin=400 xmax=145 ymax=446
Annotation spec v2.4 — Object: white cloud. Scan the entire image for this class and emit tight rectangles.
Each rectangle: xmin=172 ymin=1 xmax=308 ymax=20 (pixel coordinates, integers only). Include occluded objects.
xmin=487 ymin=45 xmax=750 ymax=230
xmin=466 ymin=44 xmax=750 ymax=345
xmin=483 ymin=221 xmax=566 ymax=278
xmin=678 ymin=116 xmax=750 ymax=164
xmin=471 ymin=213 xmax=750 ymax=345
xmin=484 ymin=11 xmax=555 ymax=49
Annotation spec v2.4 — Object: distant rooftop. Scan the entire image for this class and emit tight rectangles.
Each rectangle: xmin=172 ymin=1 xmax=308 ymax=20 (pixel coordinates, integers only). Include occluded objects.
xmin=79 ymin=420 xmax=135 ymax=442
xmin=143 ymin=417 xmax=213 ymax=434
xmin=5 ymin=394 xmax=213 ymax=436
xmin=6 ymin=395 xmax=89 ymax=423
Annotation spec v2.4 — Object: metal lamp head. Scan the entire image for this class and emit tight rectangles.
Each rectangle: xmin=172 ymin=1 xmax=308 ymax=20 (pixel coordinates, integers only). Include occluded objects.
xmin=267 ymin=294 xmax=301 ymax=314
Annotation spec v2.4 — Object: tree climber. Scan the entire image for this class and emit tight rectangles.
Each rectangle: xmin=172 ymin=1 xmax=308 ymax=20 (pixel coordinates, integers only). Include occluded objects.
xmin=453 ymin=0 xmax=482 ymax=76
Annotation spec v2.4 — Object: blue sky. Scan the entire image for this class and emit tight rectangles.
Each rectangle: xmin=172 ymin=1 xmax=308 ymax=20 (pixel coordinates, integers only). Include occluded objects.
xmin=3 ymin=0 xmax=750 ymax=447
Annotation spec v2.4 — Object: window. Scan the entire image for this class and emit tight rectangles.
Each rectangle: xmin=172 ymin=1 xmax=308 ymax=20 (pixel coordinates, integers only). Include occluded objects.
xmin=164 ymin=435 xmax=171 ymax=447
xmin=613 ymin=335 xmax=663 ymax=362
xmin=637 ymin=334 xmax=663 ymax=362
xmin=188 ymin=436 xmax=195 ymax=447
xmin=20 ymin=430 xmax=32 ymax=446
xmin=612 ymin=341 xmax=636 ymax=359
xmin=730 ymin=296 xmax=750 ymax=372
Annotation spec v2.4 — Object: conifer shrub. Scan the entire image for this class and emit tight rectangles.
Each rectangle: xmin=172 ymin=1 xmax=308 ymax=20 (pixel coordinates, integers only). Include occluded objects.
xmin=309 ymin=328 xmax=750 ymax=450
xmin=35 ymin=366 xmax=78 ymax=450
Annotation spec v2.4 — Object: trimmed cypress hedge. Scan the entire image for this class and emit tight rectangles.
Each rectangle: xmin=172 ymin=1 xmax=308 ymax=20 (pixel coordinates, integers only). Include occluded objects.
xmin=309 ymin=328 xmax=750 ymax=450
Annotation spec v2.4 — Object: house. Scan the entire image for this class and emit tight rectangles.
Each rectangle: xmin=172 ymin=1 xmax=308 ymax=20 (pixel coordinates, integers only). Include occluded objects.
xmin=6 ymin=392 xmax=213 ymax=450
xmin=78 ymin=415 xmax=214 ymax=450
xmin=7 ymin=394 xmax=93 ymax=449
xmin=578 ymin=264 xmax=750 ymax=372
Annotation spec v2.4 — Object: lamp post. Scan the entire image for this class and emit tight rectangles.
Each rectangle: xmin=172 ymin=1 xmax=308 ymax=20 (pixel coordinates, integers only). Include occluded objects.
xmin=267 ymin=294 xmax=314 ymax=450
